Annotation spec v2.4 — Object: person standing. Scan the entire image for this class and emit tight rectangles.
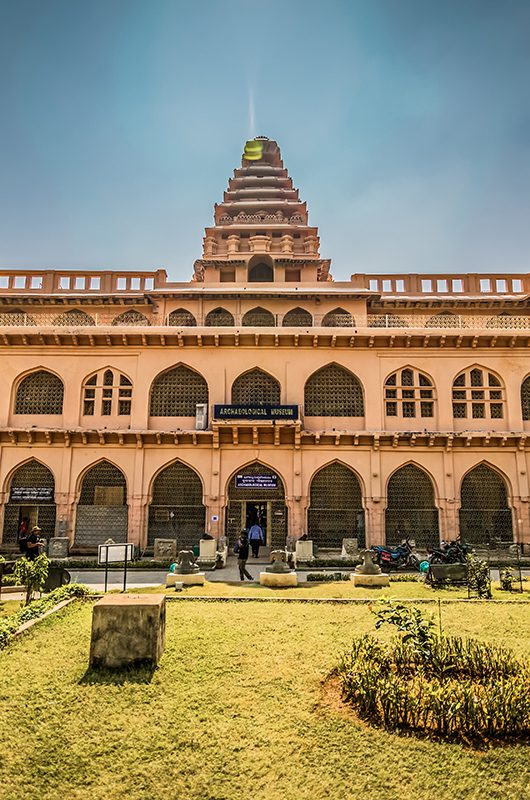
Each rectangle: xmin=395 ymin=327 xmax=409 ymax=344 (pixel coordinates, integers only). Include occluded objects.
xmin=248 ymin=522 xmax=264 ymax=558
xmin=234 ymin=530 xmax=253 ymax=581
xmin=25 ymin=525 xmax=42 ymax=561
xmin=17 ymin=516 xmax=30 ymax=554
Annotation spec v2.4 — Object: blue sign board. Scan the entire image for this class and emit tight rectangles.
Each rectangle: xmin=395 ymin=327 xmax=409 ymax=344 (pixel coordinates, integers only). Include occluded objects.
xmin=214 ymin=404 xmax=298 ymax=421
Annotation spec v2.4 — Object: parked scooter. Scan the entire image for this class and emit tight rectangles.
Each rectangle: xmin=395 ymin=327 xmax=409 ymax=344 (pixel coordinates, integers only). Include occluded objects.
xmin=428 ymin=537 xmax=471 ymax=564
xmin=371 ymin=538 xmax=421 ymax=571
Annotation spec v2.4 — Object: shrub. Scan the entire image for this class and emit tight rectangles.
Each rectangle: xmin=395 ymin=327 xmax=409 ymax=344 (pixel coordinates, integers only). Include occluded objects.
xmin=14 ymin=554 xmax=49 ymax=605
xmin=306 ymin=572 xmax=350 ymax=582
xmin=0 ymin=584 xmax=89 ymax=650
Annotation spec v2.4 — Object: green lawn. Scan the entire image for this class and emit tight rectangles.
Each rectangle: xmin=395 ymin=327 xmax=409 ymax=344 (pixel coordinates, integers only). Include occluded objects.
xmin=0 ymin=599 xmax=529 ymax=800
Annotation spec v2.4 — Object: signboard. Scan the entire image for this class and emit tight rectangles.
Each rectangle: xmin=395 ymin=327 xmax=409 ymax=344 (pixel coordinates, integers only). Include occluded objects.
xmin=98 ymin=543 xmax=135 ymax=565
xmin=10 ymin=487 xmax=54 ymax=502
xmin=235 ymin=474 xmax=278 ymax=489
xmin=214 ymin=404 xmax=298 ymax=421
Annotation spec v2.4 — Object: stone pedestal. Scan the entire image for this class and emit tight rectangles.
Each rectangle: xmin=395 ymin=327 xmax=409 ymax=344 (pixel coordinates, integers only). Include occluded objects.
xmin=47 ymin=537 xmax=69 ymax=559
xmin=89 ymin=594 xmax=166 ymax=668
xmin=166 ymin=572 xmax=205 ymax=587
xmin=153 ymin=538 xmax=177 ymax=561
xmin=350 ymin=573 xmax=390 ymax=588
xmin=295 ymin=540 xmax=314 ymax=562
xmin=260 ymin=571 xmax=298 ymax=587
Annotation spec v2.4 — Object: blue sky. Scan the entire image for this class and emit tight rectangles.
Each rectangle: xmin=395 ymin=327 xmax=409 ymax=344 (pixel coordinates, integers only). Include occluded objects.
xmin=1 ymin=0 xmax=529 ymax=280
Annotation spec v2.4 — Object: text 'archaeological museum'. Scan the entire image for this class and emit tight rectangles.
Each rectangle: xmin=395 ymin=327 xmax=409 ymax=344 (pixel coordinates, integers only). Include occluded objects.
xmin=1 ymin=137 xmax=530 ymax=555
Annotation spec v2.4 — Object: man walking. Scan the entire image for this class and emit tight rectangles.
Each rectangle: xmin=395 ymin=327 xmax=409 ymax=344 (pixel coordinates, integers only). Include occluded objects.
xmin=248 ymin=521 xmax=264 ymax=558
xmin=234 ymin=530 xmax=253 ymax=581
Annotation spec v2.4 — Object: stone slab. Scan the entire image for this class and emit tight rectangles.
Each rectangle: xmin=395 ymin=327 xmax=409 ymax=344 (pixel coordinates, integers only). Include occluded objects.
xmin=89 ymin=593 xmax=166 ymax=668
xmin=166 ymin=572 xmax=205 ymax=586
xmin=260 ymin=571 xmax=298 ymax=587
xmin=153 ymin=538 xmax=177 ymax=561
xmin=295 ymin=540 xmax=314 ymax=561
xmin=341 ymin=538 xmax=359 ymax=557
xmin=47 ymin=537 xmax=69 ymax=559
xmin=350 ymin=573 xmax=390 ymax=588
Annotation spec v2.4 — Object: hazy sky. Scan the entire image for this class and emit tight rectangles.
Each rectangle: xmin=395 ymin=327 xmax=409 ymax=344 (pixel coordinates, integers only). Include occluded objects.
xmin=1 ymin=0 xmax=529 ymax=280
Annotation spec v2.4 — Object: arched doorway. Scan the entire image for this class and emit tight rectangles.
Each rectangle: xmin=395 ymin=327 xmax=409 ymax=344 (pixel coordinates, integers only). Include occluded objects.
xmin=148 ymin=462 xmax=205 ymax=550
xmin=308 ymin=463 xmax=364 ymax=548
xmin=459 ymin=465 xmax=513 ymax=545
xmin=385 ymin=465 xmax=439 ymax=548
xmin=226 ymin=462 xmax=287 ymax=549
xmin=75 ymin=461 xmax=128 ymax=549
xmin=2 ymin=460 xmax=56 ymax=545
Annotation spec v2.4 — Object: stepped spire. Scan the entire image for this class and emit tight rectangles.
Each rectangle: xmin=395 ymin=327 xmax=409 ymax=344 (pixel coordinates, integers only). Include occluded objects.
xmin=193 ymin=137 xmax=331 ymax=283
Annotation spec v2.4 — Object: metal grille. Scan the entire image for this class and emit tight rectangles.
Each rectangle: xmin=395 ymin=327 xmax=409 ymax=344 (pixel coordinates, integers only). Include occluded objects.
xmin=14 ymin=370 xmax=64 ymax=415
xmin=148 ymin=462 xmax=205 ymax=549
xmin=226 ymin=462 xmax=287 ymax=549
xmin=2 ymin=460 xmax=56 ymax=544
xmin=425 ymin=312 xmax=460 ymax=328
xmin=282 ymin=307 xmax=313 ymax=327
xmin=82 ymin=369 xmax=132 ymax=416
xmin=460 ymin=465 xmax=513 ymax=544
xmin=242 ymin=307 xmax=275 ymax=326
xmin=385 ymin=464 xmax=439 ymax=548
xmin=521 ymin=376 xmax=530 ymax=420
xmin=384 ymin=368 xmax=434 ymax=419
xmin=308 ymin=463 xmax=365 ymax=548
xmin=75 ymin=462 xmax=128 ymax=549
xmin=304 ymin=365 xmax=364 ymax=416
xmin=368 ymin=314 xmax=405 ymax=328
xmin=322 ymin=308 xmax=354 ymax=327
xmin=231 ymin=369 xmax=281 ymax=404
xmin=112 ymin=310 xmax=151 ymax=326
xmin=167 ymin=308 xmax=197 ymax=326
xmin=452 ymin=368 xmax=504 ymax=420
xmin=205 ymin=307 xmax=235 ymax=326
xmin=53 ymin=309 xmax=95 ymax=326
xmin=150 ymin=366 xmax=208 ymax=416
xmin=0 ymin=310 xmax=37 ymax=326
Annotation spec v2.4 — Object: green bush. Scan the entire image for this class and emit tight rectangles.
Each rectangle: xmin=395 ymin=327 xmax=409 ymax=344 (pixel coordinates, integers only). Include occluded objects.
xmin=306 ymin=572 xmax=350 ymax=582
xmin=14 ymin=554 xmax=50 ymax=605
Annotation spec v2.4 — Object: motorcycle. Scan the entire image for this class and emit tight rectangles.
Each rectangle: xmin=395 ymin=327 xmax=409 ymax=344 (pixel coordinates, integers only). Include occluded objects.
xmin=428 ymin=537 xmax=471 ymax=564
xmin=371 ymin=538 xmax=421 ymax=571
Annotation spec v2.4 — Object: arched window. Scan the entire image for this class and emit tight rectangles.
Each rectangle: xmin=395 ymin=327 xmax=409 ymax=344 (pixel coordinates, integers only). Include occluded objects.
xmin=82 ymin=369 xmax=132 ymax=416
xmin=148 ymin=462 xmax=205 ymax=549
xmin=384 ymin=368 xmax=435 ymax=418
xmin=308 ymin=463 xmax=364 ymax=548
xmin=322 ymin=308 xmax=354 ymax=327
xmin=53 ymin=309 xmax=95 ymax=326
xmin=304 ymin=365 xmax=364 ymax=416
xmin=150 ymin=366 xmax=208 ymax=416
xmin=205 ymin=307 xmax=235 ymax=326
xmin=521 ymin=375 xmax=530 ymax=420
xmin=15 ymin=370 xmax=64 ymax=415
xmin=368 ymin=314 xmax=405 ymax=328
xmin=385 ymin=465 xmax=439 ymax=548
xmin=242 ymin=307 xmax=275 ymax=326
xmin=248 ymin=262 xmax=273 ymax=282
xmin=112 ymin=309 xmax=150 ymax=326
xmin=425 ymin=312 xmax=461 ymax=328
xmin=282 ymin=307 xmax=313 ymax=327
xmin=452 ymin=367 xmax=504 ymax=420
xmin=460 ymin=465 xmax=512 ymax=544
xmin=232 ymin=369 xmax=281 ymax=404
xmin=75 ymin=461 xmax=128 ymax=548
xmin=2 ymin=460 xmax=56 ymax=544
xmin=167 ymin=308 xmax=197 ymax=326
xmin=0 ymin=309 xmax=36 ymax=326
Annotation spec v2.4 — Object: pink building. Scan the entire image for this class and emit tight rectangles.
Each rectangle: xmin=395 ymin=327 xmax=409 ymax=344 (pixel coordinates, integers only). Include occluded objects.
xmin=0 ymin=137 xmax=529 ymax=554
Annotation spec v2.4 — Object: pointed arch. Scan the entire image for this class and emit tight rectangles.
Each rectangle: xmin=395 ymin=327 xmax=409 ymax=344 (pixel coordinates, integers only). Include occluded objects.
xmin=459 ymin=463 xmax=512 ymax=544
xmin=81 ymin=367 xmax=132 ymax=417
xmin=231 ymin=368 xmax=281 ymax=404
xmin=205 ymin=307 xmax=235 ymax=326
xmin=521 ymin=374 xmax=530 ymax=420
xmin=282 ymin=307 xmax=313 ymax=327
xmin=167 ymin=308 xmax=197 ymax=326
xmin=149 ymin=364 xmax=208 ymax=416
xmin=2 ymin=459 xmax=56 ymax=544
xmin=452 ymin=365 xmax=504 ymax=420
xmin=74 ymin=460 xmax=128 ymax=549
xmin=242 ymin=307 xmax=275 ymax=326
xmin=322 ymin=308 xmax=354 ymax=327
xmin=384 ymin=365 xmax=436 ymax=419
xmin=14 ymin=369 xmax=64 ymax=415
xmin=308 ymin=461 xmax=365 ymax=548
xmin=385 ymin=463 xmax=439 ymax=547
xmin=425 ymin=311 xmax=462 ymax=328
xmin=112 ymin=309 xmax=150 ymax=326
xmin=225 ymin=461 xmax=287 ymax=549
xmin=53 ymin=309 xmax=95 ymax=326
xmin=304 ymin=363 xmax=364 ymax=416
xmin=248 ymin=260 xmax=273 ymax=282
xmin=147 ymin=460 xmax=205 ymax=549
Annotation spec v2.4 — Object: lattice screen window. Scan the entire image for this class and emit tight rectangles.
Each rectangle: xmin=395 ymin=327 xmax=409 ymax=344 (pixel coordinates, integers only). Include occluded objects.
xmin=167 ymin=308 xmax=197 ymax=326
xmin=150 ymin=365 xmax=208 ymax=416
xmin=385 ymin=465 xmax=439 ymax=546
xmin=112 ymin=309 xmax=151 ymax=326
xmin=282 ymin=307 xmax=313 ymax=326
xmin=385 ymin=368 xmax=434 ymax=418
xmin=2 ymin=460 xmax=56 ymax=544
xmin=452 ymin=368 xmax=504 ymax=419
xmin=368 ymin=314 xmax=405 ymax=328
xmin=205 ymin=307 xmax=235 ymax=326
xmin=486 ymin=313 xmax=527 ymax=329
xmin=322 ymin=308 xmax=354 ymax=327
xmin=79 ymin=462 xmax=127 ymax=505
xmin=459 ymin=464 xmax=512 ymax=543
xmin=0 ymin=309 xmax=37 ymax=326
xmin=425 ymin=312 xmax=460 ymax=328
xmin=53 ymin=309 xmax=95 ymax=326
xmin=232 ymin=369 xmax=281 ymax=404
xmin=304 ymin=365 xmax=364 ymax=416
xmin=82 ymin=369 xmax=132 ymax=416
xmin=242 ymin=307 xmax=275 ymax=326
xmin=9 ymin=460 xmax=55 ymax=494
xmin=521 ymin=376 xmax=530 ymax=420
xmin=151 ymin=462 xmax=204 ymax=506
xmin=148 ymin=462 xmax=206 ymax=548
xmin=308 ymin=463 xmax=365 ymax=547
xmin=14 ymin=370 xmax=64 ymax=415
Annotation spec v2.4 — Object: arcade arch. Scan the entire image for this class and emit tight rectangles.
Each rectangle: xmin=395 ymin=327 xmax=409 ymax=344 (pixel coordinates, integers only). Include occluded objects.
xmin=308 ymin=462 xmax=364 ymax=548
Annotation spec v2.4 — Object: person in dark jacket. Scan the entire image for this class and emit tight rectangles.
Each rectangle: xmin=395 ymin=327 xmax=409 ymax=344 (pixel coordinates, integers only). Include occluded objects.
xmin=234 ymin=530 xmax=253 ymax=581
xmin=25 ymin=525 xmax=42 ymax=561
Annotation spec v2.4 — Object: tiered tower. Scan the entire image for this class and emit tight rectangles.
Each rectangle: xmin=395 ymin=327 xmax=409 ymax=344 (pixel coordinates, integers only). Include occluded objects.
xmin=193 ymin=137 xmax=332 ymax=283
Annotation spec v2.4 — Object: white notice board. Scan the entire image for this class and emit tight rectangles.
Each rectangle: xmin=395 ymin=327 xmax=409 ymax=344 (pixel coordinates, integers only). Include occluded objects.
xmin=98 ymin=543 xmax=135 ymax=565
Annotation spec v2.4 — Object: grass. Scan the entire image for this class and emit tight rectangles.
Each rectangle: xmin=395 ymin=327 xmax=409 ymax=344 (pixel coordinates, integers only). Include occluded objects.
xmin=0 ymin=599 xmax=22 ymax=618
xmin=0 ymin=599 xmax=529 ymax=800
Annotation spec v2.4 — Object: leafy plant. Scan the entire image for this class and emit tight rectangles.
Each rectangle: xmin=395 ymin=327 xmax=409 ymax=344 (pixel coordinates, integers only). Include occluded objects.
xmin=499 ymin=567 xmax=514 ymax=592
xmin=466 ymin=553 xmax=492 ymax=598
xmin=14 ymin=554 xmax=50 ymax=605
xmin=370 ymin=599 xmax=436 ymax=660
xmin=306 ymin=572 xmax=350 ymax=582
